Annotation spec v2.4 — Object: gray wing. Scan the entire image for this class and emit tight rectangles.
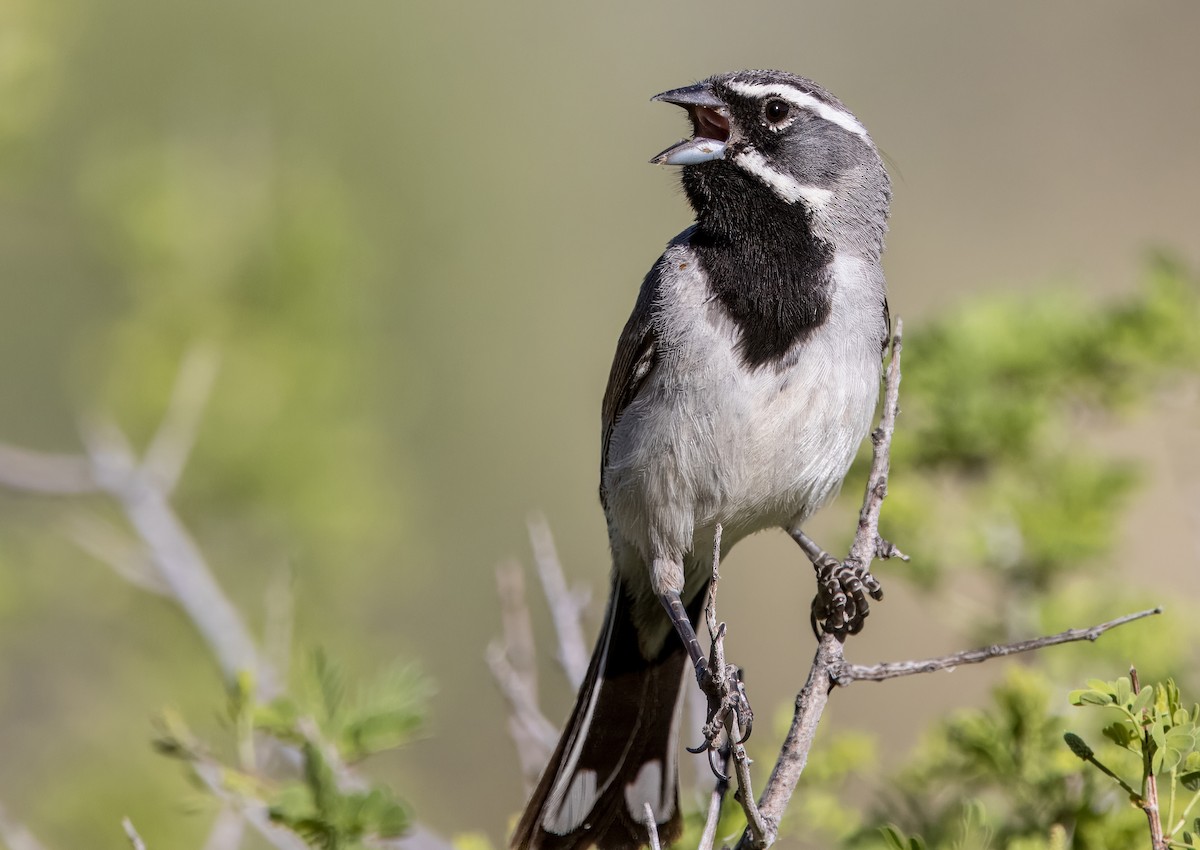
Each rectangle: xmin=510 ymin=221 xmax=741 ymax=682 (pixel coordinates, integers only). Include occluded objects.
xmin=599 ymin=260 xmax=665 ymax=510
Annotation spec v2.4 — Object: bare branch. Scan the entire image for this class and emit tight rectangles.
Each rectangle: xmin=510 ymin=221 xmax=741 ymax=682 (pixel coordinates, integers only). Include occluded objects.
xmin=848 ymin=318 xmax=904 ymax=567
xmin=643 ymin=804 xmax=661 ymax=850
xmin=122 ymin=817 xmax=148 ymax=850
xmin=836 ymin=608 xmax=1162 ymax=684
xmin=496 ymin=559 xmax=539 ymax=700
xmin=79 ymin=414 xmax=279 ymax=699
xmin=0 ymin=348 xmax=276 ymax=699
xmin=696 ymin=756 xmax=730 ymax=850
xmin=191 ymin=760 xmax=311 ymax=850
xmin=142 ymin=343 xmax=220 ymax=493
xmin=0 ymin=444 xmax=96 ymax=494
xmin=528 ymin=513 xmax=590 ymax=688
xmin=1130 ymin=667 xmax=1170 ymax=850
xmin=737 ymin=325 xmax=906 ymax=848
xmin=743 ymin=633 xmax=840 ymax=848
xmin=486 ymin=640 xmax=559 ymax=781
xmin=699 ymin=524 xmax=767 ymax=845
xmin=60 ymin=512 xmax=169 ymax=595
xmin=735 ymin=323 xmax=1164 ymax=849
xmin=0 ymin=802 xmax=50 ymax=850
xmin=490 ymin=559 xmax=560 ymax=783
xmin=201 ymin=807 xmax=245 ymax=850
xmin=0 ymin=348 xmax=457 ymax=850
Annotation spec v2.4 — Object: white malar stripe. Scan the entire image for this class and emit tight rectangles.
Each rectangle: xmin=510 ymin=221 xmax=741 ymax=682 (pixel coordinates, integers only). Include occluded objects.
xmin=624 ymin=760 xmax=673 ymax=824
xmin=733 ymin=148 xmax=834 ymax=208
xmin=725 ymin=80 xmax=869 ymax=139
xmin=543 ymin=769 xmax=598 ymax=835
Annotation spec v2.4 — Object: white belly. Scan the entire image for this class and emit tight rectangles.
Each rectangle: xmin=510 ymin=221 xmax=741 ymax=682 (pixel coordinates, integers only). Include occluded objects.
xmin=603 ymin=246 xmax=884 ymax=566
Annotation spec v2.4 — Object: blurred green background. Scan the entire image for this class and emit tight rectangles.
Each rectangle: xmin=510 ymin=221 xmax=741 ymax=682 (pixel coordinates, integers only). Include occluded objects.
xmin=0 ymin=0 xmax=1198 ymax=847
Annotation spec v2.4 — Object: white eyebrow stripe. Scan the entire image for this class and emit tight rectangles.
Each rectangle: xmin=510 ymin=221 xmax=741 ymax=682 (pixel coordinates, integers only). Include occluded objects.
xmin=733 ymin=148 xmax=833 ymax=208
xmin=724 ymin=81 xmax=869 ymax=138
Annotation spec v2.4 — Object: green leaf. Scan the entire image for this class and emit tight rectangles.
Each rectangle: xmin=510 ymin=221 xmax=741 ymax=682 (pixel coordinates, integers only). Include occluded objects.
xmin=879 ymin=825 xmax=927 ymax=850
xmin=254 ymin=696 xmax=302 ymax=739
xmin=1132 ymin=685 xmax=1155 ymax=714
xmin=1181 ymin=770 xmax=1200 ymax=792
xmin=302 ymin=739 xmax=339 ymax=816
xmin=1115 ymin=676 xmax=1132 ymax=706
xmin=1101 ymin=721 xmax=1137 ymax=749
xmin=1166 ymin=728 xmax=1196 ymax=753
xmin=311 ymin=648 xmax=345 ymax=724
xmin=1069 ymin=689 xmax=1113 ymax=706
xmin=269 ymin=782 xmax=318 ymax=827
xmin=337 ymin=664 xmax=430 ymax=760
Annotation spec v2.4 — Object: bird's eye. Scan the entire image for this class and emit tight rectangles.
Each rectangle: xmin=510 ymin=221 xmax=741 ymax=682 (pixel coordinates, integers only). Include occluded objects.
xmin=764 ymin=98 xmax=791 ymax=124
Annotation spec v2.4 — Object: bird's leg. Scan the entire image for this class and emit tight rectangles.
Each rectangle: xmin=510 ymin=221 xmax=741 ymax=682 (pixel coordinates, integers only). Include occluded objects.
xmin=790 ymin=529 xmax=883 ymax=636
xmin=658 ymin=589 xmax=752 ymax=778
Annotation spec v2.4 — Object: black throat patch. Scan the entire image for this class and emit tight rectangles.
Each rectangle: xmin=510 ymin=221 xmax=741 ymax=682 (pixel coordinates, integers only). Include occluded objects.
xmin=683 ymin=161 xmax=834 ymax=369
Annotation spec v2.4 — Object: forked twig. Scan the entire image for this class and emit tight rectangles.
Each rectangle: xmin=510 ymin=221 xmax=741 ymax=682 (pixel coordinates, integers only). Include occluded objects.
xmin=698 ymin=524 xmax=767 ymax=844
xmin=730 ymin=322 xmax=1162 ymax=849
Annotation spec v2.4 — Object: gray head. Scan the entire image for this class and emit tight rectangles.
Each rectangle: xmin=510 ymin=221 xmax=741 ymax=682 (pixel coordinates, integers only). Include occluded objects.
xmin=652 ymin=70 xmax=890 ymax=260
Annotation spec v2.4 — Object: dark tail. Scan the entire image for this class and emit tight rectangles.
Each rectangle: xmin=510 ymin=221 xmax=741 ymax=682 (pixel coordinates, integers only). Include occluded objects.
xmin=511 ymin=574 xmax=707 ymax=850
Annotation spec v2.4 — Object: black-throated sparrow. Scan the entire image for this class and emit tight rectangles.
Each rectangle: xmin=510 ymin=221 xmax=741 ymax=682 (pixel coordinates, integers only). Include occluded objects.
xmin=512 ymin=70 xmax=890 ymax=850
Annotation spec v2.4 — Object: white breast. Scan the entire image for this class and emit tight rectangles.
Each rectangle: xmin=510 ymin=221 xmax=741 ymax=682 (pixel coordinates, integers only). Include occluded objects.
xmin=603 ymin=246 xmax=885 ymax=567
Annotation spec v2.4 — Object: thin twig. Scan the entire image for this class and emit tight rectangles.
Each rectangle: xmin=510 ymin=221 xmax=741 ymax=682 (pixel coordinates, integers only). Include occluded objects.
xmin=699 ymin=524 xmax=768 ymax=845
xmin=0 ymin=349 xmax=461 ymax=850
xmin=737 ymin=323 xmax=906 ymax=848
xmin=496 ymin=560 xmax=539 ymax=700
xmin=489 ymin=558 xmax=560 ymax=782
xmin=485 ymin=641 xmax=560 ymax=768
xmin=697 ymin=747 xmax=731 ymax=850
xmin=835 ymin=608 xmax=1162 ymax=684
xmin=61 ymin=511 xmax=170 ymax=595
xmin=200 ymin=806 xmax=245 ymax=850
xmin=191 ymin=760 xmax=311 ymax=850
xmin=848 ymin=318 xmax=904 ymax=567
xmin=0 ymin=444 xmax=96 ymax=494
xmin=0 ymin=351 xmax=277 ymax=699
xmin=643 ymin=804 xmax=662 ymax=850
xmin=141 ymin=343 xmax=220 ymax=493
xmin=80 ymin=413 xmax=278 ymax=699
xmin=122 ymin=817 xmax=148 ymax=850
xmin=528 ymin=513 xmax=590 ymax=688
xmin=1131 ymin=667 xmax=1169 ymax=850
xmin=736 ymin=323 xmax=1163 ymax=849
xmin=0 ymin=802 xmax=50 ymax=850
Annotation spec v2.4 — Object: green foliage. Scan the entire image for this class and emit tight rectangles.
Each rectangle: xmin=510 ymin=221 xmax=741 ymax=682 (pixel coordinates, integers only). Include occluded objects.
xmin=72 ymin=134 xmax=402 ymax=556
xmin=895 ymin=255 xmax=1200 ymax=474
xmin=256 ymin=649 xmax=431 ymax=762
xmin=878 ymin=258 xmax=1200 ymax=623
xmin=1067 ymin=675 xmax=1200 ymax=847
xmin=782 ymin=731 xmax=879 ymax=844
xmin=802 ymin=260 xmax=1200 ymax=850
xmin=155 ymin=651 xmax=427 ymax=849
xmin=846 ymin=667 xmax=1143 ymax=849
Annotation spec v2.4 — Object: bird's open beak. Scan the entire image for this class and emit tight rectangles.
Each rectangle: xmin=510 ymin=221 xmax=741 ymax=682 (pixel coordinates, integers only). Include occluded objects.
xmin=650 ymin=82 xmax=731 ymax=166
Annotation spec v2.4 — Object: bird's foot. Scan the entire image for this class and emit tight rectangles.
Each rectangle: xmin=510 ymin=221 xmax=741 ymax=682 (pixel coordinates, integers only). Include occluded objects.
xmin=811 ymin=555 xmax=883 ymax=636
xmin=687 ymin=661 xmax=752 ymax=780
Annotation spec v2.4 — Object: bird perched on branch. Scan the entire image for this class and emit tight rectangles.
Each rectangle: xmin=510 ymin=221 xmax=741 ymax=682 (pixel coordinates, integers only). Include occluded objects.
xmin=513 ymin=69 xmax=891 ymax=850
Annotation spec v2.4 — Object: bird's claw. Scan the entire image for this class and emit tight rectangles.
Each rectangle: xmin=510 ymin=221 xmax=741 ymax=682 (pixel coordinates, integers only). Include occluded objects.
xmin=687 ymin=663 xmax=752 ymax=778
xmin=811 ymin=555 xmax=883 ymax=636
